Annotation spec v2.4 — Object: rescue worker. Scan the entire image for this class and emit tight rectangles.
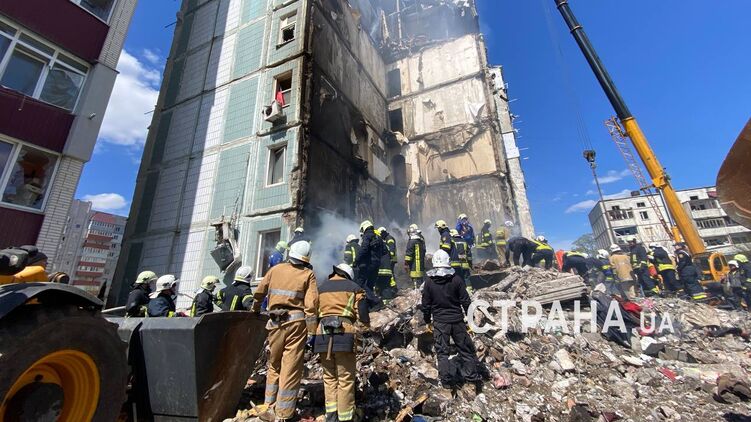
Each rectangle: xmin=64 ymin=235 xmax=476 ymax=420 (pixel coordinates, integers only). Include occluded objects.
xmin=404 ymin=224 xmax=426 ymax=289
xmin=594 ymin=249 xmax=619 ymax=294
xmin=374 ymin=228 xmax=396 ymax=300
xmin=315 ymin=263 xmax=369 ymax=422
xmin=562 ymin=250 xmax=589 ymax=276
xmin=435 ymin=220 xmax=454 ymax=256
xmin=495 ymin=221 xmax=514 ymax=266
xmin=649 ymin=243 xmax=680 ymax=293
xmin=456 ymin=214 xmax=475 ymax=248
xmin=125 ymin=270 xmax=157 ymax=317
xmin=449 ymin=229 xmax=473 ymax=294
xmin=218 ymin=265 xmax=255 ymax=310
xmin=289 ymin=227 xmax=308 ymax=247
xmin=475 ymin=219 xmax=494 ymax=260
xmin=506 ymin=236 xmax=536 ymax=267
xmin=269 ymin=241 xmax=289 ymax=269
xmin=190 ymin=276 xmax=219 ymax=317
xmin=354 ymin=221 xmax=384 ymax=308
xmin=627 ymin=236 xmax=661 ymax=297
xmin=343 ymin=234 xmax=358 ymax=266
xmin=725 ymin=261 xmax=748 ymax=310
xmin=421 ymin=250 xmax=482 ymax=392
xmin=147 ymin=275 xmax=180 ymax=317
xmin=378 ymin=227 xmax=398 ymax=293
xmin=530 ymin=235 xmax=555 ymax=269
xmin=674 ymin=242 xmax=707 ymax=301
xmin=252 ymin=241 xmax=319 ymax=421
xmin=736 ymin=254 xmax=751 ymax=306
xmin=609 ymin=244 xmax=637 ymax=298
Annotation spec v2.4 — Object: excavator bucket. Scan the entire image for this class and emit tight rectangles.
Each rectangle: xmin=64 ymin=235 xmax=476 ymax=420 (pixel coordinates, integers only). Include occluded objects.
xmin=109 ymin=312 xmax=268 ymax=422
xmin=717 ymin=118 xmax=751 ymax=228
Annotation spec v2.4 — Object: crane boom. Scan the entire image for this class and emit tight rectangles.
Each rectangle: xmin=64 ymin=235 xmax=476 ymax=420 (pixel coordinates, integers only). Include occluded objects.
xmin=553 ymin=0 xmax=706 ymax=254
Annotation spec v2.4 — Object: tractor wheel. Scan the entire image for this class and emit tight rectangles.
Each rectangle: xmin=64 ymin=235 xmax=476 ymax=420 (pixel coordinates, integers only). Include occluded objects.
xmin=0 ymin=305 xmax=127 ymax=422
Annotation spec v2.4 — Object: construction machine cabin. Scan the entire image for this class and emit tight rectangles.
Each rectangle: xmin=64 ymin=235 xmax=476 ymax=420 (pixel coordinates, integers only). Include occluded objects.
xmin=109 ymin=0 xmax=534 ymax=305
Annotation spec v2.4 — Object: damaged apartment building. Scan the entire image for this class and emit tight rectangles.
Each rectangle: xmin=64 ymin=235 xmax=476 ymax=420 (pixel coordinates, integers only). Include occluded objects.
xmin=110 ymin=0 xmax=533 ymax=305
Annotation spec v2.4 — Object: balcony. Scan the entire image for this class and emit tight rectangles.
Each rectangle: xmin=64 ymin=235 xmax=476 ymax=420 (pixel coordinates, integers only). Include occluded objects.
xmin=691 ymin=208 xmax=725 ymax=219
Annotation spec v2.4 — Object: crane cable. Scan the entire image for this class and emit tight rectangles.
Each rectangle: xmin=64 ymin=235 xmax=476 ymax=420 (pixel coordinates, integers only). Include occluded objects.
xmin=540 ymin=0 xmax=594 ymax=153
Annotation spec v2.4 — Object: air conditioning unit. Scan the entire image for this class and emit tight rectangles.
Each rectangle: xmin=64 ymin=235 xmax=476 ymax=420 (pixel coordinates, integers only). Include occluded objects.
xmin=262 ymin=101 xmax=284 ymax=123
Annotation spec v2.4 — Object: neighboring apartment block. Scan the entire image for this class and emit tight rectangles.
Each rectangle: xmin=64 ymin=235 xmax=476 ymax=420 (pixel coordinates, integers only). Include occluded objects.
xmin=55 ymin=199 xmax=127 ymax=295
xmin=589 ymin=186 xmax=751 ymax=254
xmin=110 ymin=0 xmax=533 ymax=306
xmin=0 ymin=0 xmax=137 ymax=263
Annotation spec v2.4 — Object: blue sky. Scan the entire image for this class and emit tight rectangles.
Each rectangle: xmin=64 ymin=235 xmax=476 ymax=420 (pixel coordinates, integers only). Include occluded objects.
xmin=76 ymin=0 xmax=751 ymax=250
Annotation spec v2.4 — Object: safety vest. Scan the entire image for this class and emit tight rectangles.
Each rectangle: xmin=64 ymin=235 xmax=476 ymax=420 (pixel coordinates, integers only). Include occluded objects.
xmin=532 ymin=240 xmax=553 ymax=252
xmin=495 ymin=229 xmax=507 ymax=246
xmin=477 ymin=229 xmax=492 ymax=248
xmin=343 ymin=242 xmax=357 ymax=265
xmin=451 ymin=239 xmax=469 ymax=268
xmin=405 ymin=237 xmax=425 ymax=278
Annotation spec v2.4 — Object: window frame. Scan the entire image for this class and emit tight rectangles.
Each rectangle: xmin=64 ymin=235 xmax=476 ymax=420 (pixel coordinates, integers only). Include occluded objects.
xmin=0 ymin=18 xmax=89 ymax=112
xmin=0 ymin=135 xmax=62 ymax=214
xmin=70 ymin=0 xmax=118 ymax=24
xmin=255 ymin=229 xmax=282 ymax=279
xmin=265 ymin=144 xmax=287 ymax=188
xmin=273 ymin=72 xmax=293 ymax=108
xmin=277 ymin=12 xmax=297 ymax=46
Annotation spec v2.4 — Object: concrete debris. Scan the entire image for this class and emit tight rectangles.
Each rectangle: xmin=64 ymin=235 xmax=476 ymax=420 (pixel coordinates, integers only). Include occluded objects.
xmin=230 ymin=267 xmax=751 ymax=421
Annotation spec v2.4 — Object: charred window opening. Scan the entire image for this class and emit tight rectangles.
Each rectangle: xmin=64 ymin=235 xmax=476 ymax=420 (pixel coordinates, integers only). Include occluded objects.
xmin=391 ymin=155 xmax=407 ymax=188
xmin=389 ymin=108 xmax=404 ymax=133
xmin=387 ymin=69 xmax=401 ymax=97
xmin=278 ymin=13 xmax=296 ymax=45
xmin=274 ymin=73 xmax=292 ymax=106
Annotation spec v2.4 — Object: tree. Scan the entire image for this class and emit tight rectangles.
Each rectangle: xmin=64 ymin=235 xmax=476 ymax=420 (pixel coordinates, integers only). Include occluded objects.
xmin=571 ymin=233 xmax=597 ymax=255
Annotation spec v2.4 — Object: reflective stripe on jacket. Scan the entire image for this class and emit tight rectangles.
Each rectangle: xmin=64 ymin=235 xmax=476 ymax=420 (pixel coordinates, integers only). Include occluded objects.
xmin=252 ymin=262 xmax=319 ymax=333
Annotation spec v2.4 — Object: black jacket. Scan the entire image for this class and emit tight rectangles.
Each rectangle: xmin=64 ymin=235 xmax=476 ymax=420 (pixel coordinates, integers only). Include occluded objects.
xmin=630 ymin=244 xmax=650 ymax=268
xmin=508 ymin=237 xmax=536 ymax=254
xmin=422 ymin=272 xmax=471 ymax=324
xmin=676 ymin=249 xmax=698 ymax=278
xmin=219 ymin=282 xmax=253 ymax=311
xmin=147 ymin=293 xmax=176 ymax=317
xmin=191 ymin=289 xmax=214 ymax=317
xmin=354 ymin=228 xmax=384 ymax=275
xmin=125 ymin=285 xmax=151 ymax=317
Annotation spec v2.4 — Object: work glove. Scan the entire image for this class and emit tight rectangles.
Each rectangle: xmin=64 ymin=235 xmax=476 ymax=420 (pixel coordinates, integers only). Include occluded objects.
xmin=426 ymin=323 xmax=433 ymax=334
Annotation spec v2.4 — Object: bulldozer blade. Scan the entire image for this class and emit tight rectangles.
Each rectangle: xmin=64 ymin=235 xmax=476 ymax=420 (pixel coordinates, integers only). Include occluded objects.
xmin=717 ymin=118 xmax=751 ymax=228
xmin=109 ymin=312 xmax=268 ymax=422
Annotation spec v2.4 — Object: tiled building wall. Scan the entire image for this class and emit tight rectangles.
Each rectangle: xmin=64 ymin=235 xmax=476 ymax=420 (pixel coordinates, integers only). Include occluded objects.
xmin=114 ymin=0 xmax=307 ymax=304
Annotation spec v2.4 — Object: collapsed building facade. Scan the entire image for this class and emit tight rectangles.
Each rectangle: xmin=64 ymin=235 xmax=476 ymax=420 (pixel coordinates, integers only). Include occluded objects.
xmin=110 ymin=0 xmax=534 ymax=306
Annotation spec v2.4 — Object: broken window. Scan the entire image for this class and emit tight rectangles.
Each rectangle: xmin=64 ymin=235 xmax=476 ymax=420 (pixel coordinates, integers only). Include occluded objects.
xmin=639 ymin=211 xmax=649 ymax=220
xmin=387 ymin=69 xmax=401 ymax=97
xmin=1 ymin=144 xmax=59 ymax=210
xmin=278 ymin=13 xmax=296 ymax=45
xmin=274 ymin=73 xmax=292 ymax=106
xmin=389 ymin=108 xmax=404 ymax=133
xmin=614 ymin=227 xmax=637 ymax=237
xmin=256 ymin=230 xmax=281 ymax=277
xmin=267 ymin=146 xmax=286 ymax=186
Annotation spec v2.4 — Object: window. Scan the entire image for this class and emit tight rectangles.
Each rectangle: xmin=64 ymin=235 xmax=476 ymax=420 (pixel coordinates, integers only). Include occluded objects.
xmin=689 ymin=195 xmax=699 ymax=201
xmin=639 ymin=211 xmax=649 ymax=220
xmin=614 ymin=227 xmax=638 ymax=237
xmin=696 ymin=218 xmax=725 ymax=229
xmin=0 ymin=141 xmax=11 ymax=180
xmin=274 ymin=73 xmax=292 ymax=106
xmin=387 ymin=69 xmax=401 ymax=97
xmin=278 ymin=13 xmax=296 ymax=45
xmin=0 ymin=21 xmax=88 ymax=111
xmin=389 ymin=108 xmax=404 ymax=133
xmin=1 ymin=144 xmax=58 ymax=210
xmin=256 ymin=230 xmax=281 ymax=277
xmin=72 ymin=0 xmax=117 ymax=22
xmin=636 ymin=202 xmax=645 ymax=208
xmin=705 ymin=237 xmax=728 ymax=246
xmin=267 ymin=146 xmax=286 ymax=186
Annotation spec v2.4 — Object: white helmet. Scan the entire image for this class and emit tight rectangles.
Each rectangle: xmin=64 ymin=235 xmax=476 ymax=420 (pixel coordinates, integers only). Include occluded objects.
xmin=360 ymin=220 xmax=373 ymax=233
xmin=378 ymin=226 xmax=387 ymax=234
xmin=201 ymin=275 xmax=220 ymax=291
xmin=728 ymin=260 xmax=739 ymax=268
xmin=581 ymin=253 xmax=589 ymax=259
xmin=596 ymin=249 xmax=609 ymax=260
xmin=649 ymin=242 xmax=660 ymax=249
xmin=625 ymin=235 xmax=638 ymax=243
xmin=332 ymin=263 xmax=355 ymax=280
xmin=154 ymin=274 xmax=178 ymax=293
xmin=458 ymin=213 xmax=468 ymax=220
xmin=294 ymin=227 xmax=304 ymax=234
xmin=609 ymin=244 xmax=621 ymax=253
xmin=235 ymin=266 xmax=254 ymax=283
xmin=346 ymin=234 xmax=358 ymax=243
xmin=432 ymin=250 xmax=451 ymax=269
xmin=135 ymin=270 xmax=157 ymax=285
xmin=289 ymin=240 xmax=311 ymax=263
xmin=408 ymin=224 xmax=419 ymax=234
xmin=535 ymin=235 xmax=546 ymax=243
xmin=504 ymin=220 xmax=514 ymax=227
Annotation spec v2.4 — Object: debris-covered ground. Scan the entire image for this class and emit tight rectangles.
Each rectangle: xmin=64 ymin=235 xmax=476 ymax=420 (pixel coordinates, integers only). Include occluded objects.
xmin=230 ymin=266 xmax=751 ymax=422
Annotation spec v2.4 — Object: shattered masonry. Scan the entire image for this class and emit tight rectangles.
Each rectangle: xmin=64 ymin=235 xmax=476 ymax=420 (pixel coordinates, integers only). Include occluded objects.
xmin=109 ymin=0 xmax=534 ymax=306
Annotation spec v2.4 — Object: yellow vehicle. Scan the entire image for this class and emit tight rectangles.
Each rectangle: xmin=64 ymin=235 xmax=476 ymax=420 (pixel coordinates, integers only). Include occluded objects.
xmin=555 ymin=0 xmax=733 ymax=281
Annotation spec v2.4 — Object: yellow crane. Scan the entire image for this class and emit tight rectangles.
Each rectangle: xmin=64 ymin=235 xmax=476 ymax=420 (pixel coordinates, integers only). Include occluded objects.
xmin=553 ymin=0 xmax=729 ymax=280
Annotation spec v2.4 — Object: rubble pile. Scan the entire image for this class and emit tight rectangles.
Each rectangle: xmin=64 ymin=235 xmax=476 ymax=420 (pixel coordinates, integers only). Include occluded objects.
xmin=231 ymin=267 xmax=751 ymax=421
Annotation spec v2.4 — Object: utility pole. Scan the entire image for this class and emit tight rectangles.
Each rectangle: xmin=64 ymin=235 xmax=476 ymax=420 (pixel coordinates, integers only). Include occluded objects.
xmin=583 ymin=149 xmax=616 ymax=246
